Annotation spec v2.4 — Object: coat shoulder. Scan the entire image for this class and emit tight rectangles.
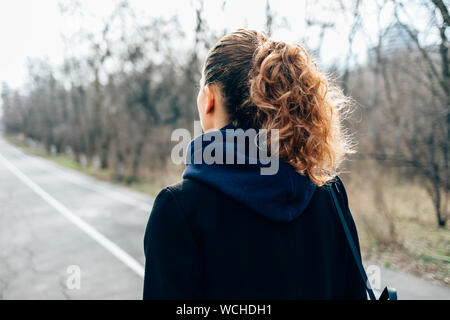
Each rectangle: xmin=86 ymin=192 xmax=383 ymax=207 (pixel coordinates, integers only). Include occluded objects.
xmin=165 ymin=178 xmax=209 ymax=195
xmin=163 ymin=178 xmax=214 ymax=210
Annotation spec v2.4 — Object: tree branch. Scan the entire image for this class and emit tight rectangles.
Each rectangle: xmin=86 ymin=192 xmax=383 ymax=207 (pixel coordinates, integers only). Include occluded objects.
xmin=432 ymin=0 xmax=450 ymax=27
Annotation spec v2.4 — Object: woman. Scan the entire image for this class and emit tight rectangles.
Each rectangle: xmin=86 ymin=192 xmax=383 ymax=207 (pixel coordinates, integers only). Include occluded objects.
xmin=143 ymin=29 xmax=367 ymax=300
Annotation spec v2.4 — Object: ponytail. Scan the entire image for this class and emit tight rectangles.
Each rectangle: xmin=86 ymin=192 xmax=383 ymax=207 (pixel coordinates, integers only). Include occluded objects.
xmin=203 ymin=29 xmax=354 ymax=186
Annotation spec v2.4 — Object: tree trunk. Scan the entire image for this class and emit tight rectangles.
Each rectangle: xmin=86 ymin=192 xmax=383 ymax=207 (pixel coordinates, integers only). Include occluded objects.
xmin=429 ymin=182 xmax=447 ymax=227
xmin=131 ymin=139 xmax=144 ymax=180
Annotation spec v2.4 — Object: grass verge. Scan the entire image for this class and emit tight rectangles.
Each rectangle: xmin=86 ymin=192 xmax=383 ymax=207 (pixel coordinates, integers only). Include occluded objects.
xmin=4 ymin=135 xmax=181 ymax=196
xmin=345 ymin=163 xmax=449 ymax=286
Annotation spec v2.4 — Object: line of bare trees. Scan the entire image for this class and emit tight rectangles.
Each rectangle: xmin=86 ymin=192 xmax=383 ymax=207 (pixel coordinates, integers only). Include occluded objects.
xmin=1 ymin=1 xmax=212 ymax=182
xmin=1 ymin=0 xmax=448 ymax=227
xmin=345 ymin=0 xmax=449 ymax=227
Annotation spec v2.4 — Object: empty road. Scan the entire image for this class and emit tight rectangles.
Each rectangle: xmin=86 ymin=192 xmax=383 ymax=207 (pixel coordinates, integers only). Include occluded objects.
xmin=0 ymin=136 xmax=448 ymax=299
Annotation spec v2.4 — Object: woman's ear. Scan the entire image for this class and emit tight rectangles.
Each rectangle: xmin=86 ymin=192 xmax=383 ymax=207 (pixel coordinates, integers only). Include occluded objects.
xmin=204 ymin=85 xmax=215 ymax=115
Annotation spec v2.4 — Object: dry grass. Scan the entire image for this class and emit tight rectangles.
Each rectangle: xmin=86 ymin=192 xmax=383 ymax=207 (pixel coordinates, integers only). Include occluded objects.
xmin=344 ymin=160 xmax=449 ymax=286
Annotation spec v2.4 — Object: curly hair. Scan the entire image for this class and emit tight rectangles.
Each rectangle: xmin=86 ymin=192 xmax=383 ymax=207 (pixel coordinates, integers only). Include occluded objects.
xmin=203 ymin=29 xmax=353 ymax=186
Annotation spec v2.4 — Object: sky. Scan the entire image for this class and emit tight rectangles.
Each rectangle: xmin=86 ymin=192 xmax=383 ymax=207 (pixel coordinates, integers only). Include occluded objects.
xmin=0 ymin=1 xmax=64 ymax=88
xmin=0 ymin=0 xmax=429 ymax=91
xmin=0 ymin=0 xmax=355 ymax=89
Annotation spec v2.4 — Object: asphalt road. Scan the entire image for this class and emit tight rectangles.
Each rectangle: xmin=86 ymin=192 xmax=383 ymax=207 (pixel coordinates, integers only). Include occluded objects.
xmin=0 ymin=136 xmax=448 ymax=300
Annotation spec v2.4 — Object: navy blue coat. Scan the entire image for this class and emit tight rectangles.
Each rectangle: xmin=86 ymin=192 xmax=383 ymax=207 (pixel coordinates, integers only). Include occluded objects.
xmin=143 ymin=177 xmax=367 ymax=300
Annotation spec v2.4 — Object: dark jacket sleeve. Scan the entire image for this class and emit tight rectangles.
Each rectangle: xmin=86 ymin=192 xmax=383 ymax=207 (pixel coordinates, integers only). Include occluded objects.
xmin=335 ymin=177 xmax=368 ymax=300
xmin=143 ymin=187 xmax=203 ymax=299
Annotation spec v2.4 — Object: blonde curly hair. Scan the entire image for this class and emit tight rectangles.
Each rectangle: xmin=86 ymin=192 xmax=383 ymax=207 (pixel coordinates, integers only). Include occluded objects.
xmin=203 ymin=29 xmax=354 ymax=186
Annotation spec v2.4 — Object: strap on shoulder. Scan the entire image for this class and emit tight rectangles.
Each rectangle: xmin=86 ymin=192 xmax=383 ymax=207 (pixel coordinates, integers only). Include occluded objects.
xmin=330 ymin=182 xmax=377 ymax=300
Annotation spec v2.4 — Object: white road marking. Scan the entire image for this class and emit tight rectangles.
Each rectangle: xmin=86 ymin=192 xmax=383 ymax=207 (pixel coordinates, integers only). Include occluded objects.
xmin=1 ymin=139 xmax=152 ymax=212
xmin=53 ymin=169 xmax=153 ymax=212
xmin=0 ymin=152 xmax=145 ymax=279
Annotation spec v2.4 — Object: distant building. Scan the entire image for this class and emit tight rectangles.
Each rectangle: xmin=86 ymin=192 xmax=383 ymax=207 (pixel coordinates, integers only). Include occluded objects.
xmin=383 ymin=22 xmax=417 ymax=52
xmin=368 ymin=22 xmax=418 ymax=60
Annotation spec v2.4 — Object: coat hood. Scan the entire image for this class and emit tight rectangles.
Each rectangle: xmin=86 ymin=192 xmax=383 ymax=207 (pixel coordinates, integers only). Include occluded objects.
xmin=182 ymin=124 xmax=317 ymax=222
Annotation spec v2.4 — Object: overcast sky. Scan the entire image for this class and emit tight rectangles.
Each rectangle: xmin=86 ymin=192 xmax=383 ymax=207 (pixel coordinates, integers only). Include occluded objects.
xmin=0 ymin=0 xmax=428 ymax=90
